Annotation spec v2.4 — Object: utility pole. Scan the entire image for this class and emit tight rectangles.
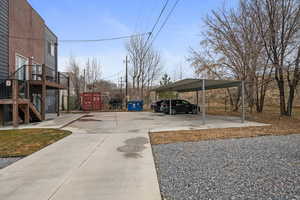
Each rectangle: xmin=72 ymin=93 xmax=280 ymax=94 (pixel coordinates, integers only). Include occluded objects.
xmin=120 ymin=77 xmax=123 ymax=97
xmin=124 ymin=56 xmax=129 ymax=106
xmin=125 ymin=56 xmax=128 ymax=99
xmin=120 ymin=76 xmax=123 ymax=109
xmin=83 ymin=68 xmax=86 ymax=92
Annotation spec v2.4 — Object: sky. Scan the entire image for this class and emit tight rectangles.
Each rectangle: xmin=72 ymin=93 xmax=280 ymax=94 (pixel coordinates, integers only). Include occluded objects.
xmin=28 ymin=0 xmax=238 ymax=83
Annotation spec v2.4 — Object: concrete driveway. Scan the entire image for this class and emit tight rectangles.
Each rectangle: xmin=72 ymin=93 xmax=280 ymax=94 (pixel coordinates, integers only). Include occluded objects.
xmin=68 ymin=112 xmax=265 ymax=134
xmin=0 ymin=112 xmax=266 ymax=200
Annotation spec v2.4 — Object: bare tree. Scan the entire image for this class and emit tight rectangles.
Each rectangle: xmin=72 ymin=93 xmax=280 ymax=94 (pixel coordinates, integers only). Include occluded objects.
xmin=67 ymin=56 xmax=83 ymax=109
xmin=126 ymin=35 xmax=163 ymax=100
xmin=85 ymin=57 xmax=102 ymax=92
xmin=251 ymin=0 xmax=300 ymax=116
xmin=188 ymin=0 xmax=275 ymax=112
xmin=126 ymin=35 xmax=146 ymax=91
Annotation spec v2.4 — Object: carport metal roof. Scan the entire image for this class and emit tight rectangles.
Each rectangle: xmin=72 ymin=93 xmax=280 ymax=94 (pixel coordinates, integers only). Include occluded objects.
xmin=153 ymin=78 xmax=242 ymax=92
xmin=153 ymin=78 xmax=245 ymax=125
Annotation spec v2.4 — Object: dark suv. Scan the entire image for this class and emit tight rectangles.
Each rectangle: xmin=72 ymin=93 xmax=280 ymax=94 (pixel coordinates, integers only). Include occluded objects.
xmin=161 ymin=99 xmax=199 ymax=115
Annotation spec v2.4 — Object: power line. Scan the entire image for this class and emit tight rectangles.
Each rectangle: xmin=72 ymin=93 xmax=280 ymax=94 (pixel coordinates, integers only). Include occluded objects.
xmin=60 ymin=32 xmax=151 ymax=43
xmin=151 ymin=0 xmax=181 ymax=43
xmin=140 ymin=0 xmax=181 ymax=61
xmin=133 ymin=0 xmax=172 ymax=63
xmin=3 ymin=32 xmax=151 ymax=43
xmin=145 ymin=0 xmax=170 ymax=43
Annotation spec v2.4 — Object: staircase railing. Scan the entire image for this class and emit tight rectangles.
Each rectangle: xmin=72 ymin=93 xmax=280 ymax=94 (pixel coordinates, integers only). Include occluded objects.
xmin=9 ymin=65 xmax=28 ymax=80
xmin=18 ymin=80 xmax=29 ymax=99
xmin=32 ymin=95 xmax=42 ymax=113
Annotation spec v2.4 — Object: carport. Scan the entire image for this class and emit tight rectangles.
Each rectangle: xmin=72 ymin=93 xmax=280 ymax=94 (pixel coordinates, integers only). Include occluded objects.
xmin=153 ymin=78 xmax=245 ymax=125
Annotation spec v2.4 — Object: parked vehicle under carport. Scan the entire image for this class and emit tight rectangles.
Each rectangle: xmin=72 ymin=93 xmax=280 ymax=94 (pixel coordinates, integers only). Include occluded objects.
xmin=161 ymin=99 xmax=199 ymax=115
xmin=151 ymin=100 xmax=165 ymax=113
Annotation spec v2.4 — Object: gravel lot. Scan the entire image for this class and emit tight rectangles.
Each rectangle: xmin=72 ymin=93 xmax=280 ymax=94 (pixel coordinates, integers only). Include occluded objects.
xmin=0 ymin=157 xmax=22 ymax=169
xmin=152 ymin=134 xmax=300 ymax=200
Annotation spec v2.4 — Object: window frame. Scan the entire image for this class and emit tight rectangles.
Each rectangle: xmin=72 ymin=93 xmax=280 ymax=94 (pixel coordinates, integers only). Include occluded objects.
xmin=48 ymin=41 xmax=55 ymax=57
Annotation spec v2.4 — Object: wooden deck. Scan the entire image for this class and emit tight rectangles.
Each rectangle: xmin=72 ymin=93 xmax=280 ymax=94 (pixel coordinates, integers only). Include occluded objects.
xmin=29 ymin=80 xmax=66 ymax=89
xmin=0 ymin=65 xmax=70 ymax=127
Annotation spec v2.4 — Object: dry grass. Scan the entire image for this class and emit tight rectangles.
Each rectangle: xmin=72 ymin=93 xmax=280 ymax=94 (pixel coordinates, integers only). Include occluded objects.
xmin=150 ymin=106 xmax=300 ymax=145
xmin=0 ymin=129 xmax=71 ymax=157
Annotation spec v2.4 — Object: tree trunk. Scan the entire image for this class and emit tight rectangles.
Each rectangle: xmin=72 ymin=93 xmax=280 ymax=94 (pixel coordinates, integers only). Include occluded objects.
xmin=233 ymin=87 xmax=241 ymax=112
xmin=277 ymin=78 xmax=287 ymax=116
xmin=287 ymin=85 xmax=295 ymax=116
xmin=256 ymin=91 xmax=266 ymax=113
xmin=226 ymin=88 xmax=234 ymax=110
xmin=287 ymin=47 xmax=300 ymax=116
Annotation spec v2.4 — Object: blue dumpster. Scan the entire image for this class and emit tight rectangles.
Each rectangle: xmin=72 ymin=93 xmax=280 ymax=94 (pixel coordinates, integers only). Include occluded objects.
xmin=127 ymin=101 xmax=143 ymax=111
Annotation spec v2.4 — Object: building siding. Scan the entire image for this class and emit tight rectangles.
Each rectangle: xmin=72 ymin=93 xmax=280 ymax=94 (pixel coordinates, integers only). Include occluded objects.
xmin=44 ymin=26 xmax=57 ymax=70
xmin=0 ymin=0 xmax=9 ymax=79
xmin=45 ymin=26 xmax=58 ymax=113
xmin=9 ymin=0 xmax=45 ymax=73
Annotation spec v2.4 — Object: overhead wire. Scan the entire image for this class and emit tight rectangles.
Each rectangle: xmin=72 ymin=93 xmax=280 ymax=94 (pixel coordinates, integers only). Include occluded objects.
xmin=2 ymin=32 xmax=151 ymax=43
xmin=145 ymin=0 xmax=170 ymax=43
xmin=59 ymin=32 xmax=151 ymax=43
xmin=140 ymin=0 xmax=181 ymax=60
xmin=150 ymin=0 xmax=181 ymax=44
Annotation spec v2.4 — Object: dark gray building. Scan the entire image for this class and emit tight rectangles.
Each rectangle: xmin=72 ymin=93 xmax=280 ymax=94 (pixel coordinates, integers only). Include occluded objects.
xmin=45 ymin=26 xmax=58 ymax=113
xmin=0 ymin=0 xmax=9 ymax=80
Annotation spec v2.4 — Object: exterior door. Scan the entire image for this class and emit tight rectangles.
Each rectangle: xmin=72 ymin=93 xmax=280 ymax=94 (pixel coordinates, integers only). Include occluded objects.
xmin=15 ymin=54 xmax=29 ymax=80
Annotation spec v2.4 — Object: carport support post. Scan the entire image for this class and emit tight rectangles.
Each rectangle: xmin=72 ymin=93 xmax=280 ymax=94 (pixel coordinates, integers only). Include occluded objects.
xmin=202 ymin=79 xmax=206 ymax=125
xmin=169 ymin=98 xmax=172 ymax=115
xmin=196 ymin=90 xmax=199 ymax=114
xmin=241 ymin=81 xmax=245 ymax=123
xmin=67 ymin=76 xmax=70 ymax=112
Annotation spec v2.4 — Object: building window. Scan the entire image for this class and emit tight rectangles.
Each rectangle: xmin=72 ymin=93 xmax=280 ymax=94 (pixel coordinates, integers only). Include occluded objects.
xmin=48 ymin=41 xmax=55 ymax=57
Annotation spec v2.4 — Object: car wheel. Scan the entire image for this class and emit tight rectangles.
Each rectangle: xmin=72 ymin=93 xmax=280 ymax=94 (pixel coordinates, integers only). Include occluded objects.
xmin=192 ymin=108 xmax=197 ymax=114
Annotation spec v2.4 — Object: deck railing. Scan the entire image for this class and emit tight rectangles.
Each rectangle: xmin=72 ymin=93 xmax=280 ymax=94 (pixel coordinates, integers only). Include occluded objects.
xmin=8 ymin=65 xmax=69 ymax=89
xmin=0 ymin=79 xmax=28 ymax=99
xmin=10 ymin=65 xmax=57 ymax=82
